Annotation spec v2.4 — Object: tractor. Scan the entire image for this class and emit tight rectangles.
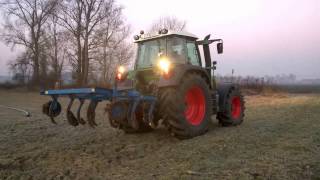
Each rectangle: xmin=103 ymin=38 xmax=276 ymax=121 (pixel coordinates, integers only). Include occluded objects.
xmin=41 ymin=29 xmax=245 ymax=139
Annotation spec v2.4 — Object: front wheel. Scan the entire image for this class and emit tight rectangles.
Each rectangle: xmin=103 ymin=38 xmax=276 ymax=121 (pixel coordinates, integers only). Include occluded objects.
xmin=217 ymin=87 xmax=245 ymax=126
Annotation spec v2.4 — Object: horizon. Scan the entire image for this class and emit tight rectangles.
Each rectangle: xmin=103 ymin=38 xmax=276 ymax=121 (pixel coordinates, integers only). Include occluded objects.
xmin=0 ymin=0 xmax=319 ymax=79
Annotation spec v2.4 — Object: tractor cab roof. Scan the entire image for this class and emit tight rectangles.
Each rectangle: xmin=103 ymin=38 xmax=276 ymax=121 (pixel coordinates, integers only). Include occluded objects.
xmin=134 ymin=30 xmax=199 ymax=43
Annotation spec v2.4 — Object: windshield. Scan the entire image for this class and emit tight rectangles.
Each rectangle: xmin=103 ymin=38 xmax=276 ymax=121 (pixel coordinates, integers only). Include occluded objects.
xmin=136 ymin=39 xmax=166 ymax=68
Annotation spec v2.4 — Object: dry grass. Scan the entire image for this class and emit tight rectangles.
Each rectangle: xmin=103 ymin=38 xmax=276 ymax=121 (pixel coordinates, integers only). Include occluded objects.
xmin=0 ymin=90 xmax=319 ymax=179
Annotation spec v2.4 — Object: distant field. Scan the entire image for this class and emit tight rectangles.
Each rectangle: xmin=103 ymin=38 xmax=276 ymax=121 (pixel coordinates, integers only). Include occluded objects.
xmin=0 ymin=90 xmax=319 ymax=179
xmin=278 ymin=84 xmax=320 ymax=93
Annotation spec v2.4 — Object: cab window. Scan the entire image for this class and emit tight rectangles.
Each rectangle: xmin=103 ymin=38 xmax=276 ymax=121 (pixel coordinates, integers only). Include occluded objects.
xmin=167 ymin=37 xmax=186 ymax=63
xmin=136 ymin=39 xmax=166 ymax=68
xmin=186 ymin=41 xmax=200 ymax=66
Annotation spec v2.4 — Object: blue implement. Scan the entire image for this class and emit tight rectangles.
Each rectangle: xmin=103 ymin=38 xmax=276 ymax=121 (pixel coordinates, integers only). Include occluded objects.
xmin=40 ymin=87 xmax=157 ymax=128
xmin=40 ymin=88 xmax=156 ymax=101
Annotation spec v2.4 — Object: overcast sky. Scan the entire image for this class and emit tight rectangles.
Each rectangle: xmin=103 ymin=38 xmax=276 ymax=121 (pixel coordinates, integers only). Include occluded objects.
xmin=0 ymin=0 xmax=319 ymax=79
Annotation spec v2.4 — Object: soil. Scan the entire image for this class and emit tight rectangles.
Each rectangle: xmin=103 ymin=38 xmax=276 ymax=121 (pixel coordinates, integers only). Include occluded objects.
xmin=0 ymin=90 xmax=319 ymax=179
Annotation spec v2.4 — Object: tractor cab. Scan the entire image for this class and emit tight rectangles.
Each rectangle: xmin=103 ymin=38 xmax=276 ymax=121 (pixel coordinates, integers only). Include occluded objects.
xmin=134 ymin=31 xmax=201 ymax=70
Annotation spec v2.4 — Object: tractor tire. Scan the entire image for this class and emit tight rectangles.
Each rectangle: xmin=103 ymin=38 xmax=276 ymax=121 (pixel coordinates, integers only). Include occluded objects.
xmin=217 ymin=87 xmax=245 ymax=126
xmin=158 ymin=73 xmax=212 ymax=139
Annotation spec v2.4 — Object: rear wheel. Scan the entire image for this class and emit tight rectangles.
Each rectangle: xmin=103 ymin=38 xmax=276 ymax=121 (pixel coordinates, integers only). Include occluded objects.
xmin=217 ymin=87 xmax=245 ymax=126
xmin=158 ymin=73 xmax=212 ymax=139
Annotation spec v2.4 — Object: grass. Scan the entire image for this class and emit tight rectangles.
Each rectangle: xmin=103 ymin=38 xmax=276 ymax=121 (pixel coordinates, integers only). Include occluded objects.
xmin=0 ymin=90 xmax=319 ymax=179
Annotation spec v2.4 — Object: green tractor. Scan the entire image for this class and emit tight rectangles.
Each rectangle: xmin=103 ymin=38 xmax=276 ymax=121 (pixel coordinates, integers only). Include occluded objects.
xmin=112 ymin=29 xmax=245 ymax=138
xmin=41 ymin=29 xmax=245 ymax=139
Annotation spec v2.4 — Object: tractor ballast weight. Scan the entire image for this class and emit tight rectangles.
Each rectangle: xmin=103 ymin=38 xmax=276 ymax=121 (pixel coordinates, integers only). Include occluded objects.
xmin=41 ymin=30 xmax=245 ymax=139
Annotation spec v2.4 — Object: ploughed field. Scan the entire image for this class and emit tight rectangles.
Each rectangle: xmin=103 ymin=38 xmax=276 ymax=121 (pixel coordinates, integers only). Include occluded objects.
xmin=0 ymin=90 xmax=319 ymax=179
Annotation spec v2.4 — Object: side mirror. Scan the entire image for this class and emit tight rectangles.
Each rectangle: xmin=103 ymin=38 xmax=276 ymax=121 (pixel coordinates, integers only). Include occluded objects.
xmin=217 ymin=43 xmax=223 ymax=54
xmin=212 ymin=61 xmax=217 ymax=70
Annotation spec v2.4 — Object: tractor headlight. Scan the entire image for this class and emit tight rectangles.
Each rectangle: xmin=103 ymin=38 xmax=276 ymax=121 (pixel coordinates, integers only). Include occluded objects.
xmin=157 ymin=58 xmax=171 ymax=75
xmin=116 ymin=66 xmax=126 ymax=81
xmin=118 ymin=66 xmax=125 ymax=74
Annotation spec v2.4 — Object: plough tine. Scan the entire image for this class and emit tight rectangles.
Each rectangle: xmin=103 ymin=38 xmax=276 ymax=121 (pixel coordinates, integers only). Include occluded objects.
xmin=49 ymin=117 xmax=57 ymax=124
xmin=128 ymin=99 xmax=140 ymax=130
xmin=87 ymin=100 xmax=99 ymax=127
xmin=147 ymin=102 xmax=157 ymax=128
xmin=66 ymin=97 xmax=79 ymax=126
xmin=47 ymin=101 xmax=57 ymax=124
xmin=77 ymin=99 xmax=86 ymax=125
xmin=50 ymin=116 xmax=57 ymax=124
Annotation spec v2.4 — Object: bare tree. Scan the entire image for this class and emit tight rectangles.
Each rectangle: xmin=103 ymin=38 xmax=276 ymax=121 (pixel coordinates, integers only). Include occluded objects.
xmin=89 ymin=3 xmax=133 ymax=85
xmin=149 ymin=16 xmax=187 ymax=33
xmin=57 ymin=0 xmax=129 ymax=86
xmin=56 ymin=0 xmax=84 ymax=85
xmin=0 ymin=0 xmax=58 ymax=85
xmin=8 ymin=51 xmax=33 ymax=85
xmin=43 ymin=12 xmax=66 ymax=84
xmin=1 ymin=0 xmax=132 ymax=87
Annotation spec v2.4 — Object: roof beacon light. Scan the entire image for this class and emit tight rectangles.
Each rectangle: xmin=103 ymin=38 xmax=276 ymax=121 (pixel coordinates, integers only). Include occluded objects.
xmin=134 ymin=35 xmax=139 ymax=40
xmin=159 ymin=28 xmax=168 ymax=35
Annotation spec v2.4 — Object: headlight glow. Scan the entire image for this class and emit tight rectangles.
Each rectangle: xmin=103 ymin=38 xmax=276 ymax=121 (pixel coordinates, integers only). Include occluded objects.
xmin=157 ymin=58 xmax=171 ymax=74
xmin=116 ymin=66 xmax=126 ymax=81
xmin=118 ymin=66 xmax=125 ymax=74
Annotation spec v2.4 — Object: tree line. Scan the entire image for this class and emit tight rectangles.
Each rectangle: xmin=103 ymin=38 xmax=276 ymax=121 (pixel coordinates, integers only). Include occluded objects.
xmin=0 ymin=0 xmax=133 ymax=88
xmin=216 ymin=74 xmax=298 ymax=86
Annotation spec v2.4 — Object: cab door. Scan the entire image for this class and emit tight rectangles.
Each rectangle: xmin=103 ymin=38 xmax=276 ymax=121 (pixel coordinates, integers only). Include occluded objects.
xmin=186 ymin=41 xmax=201 ymax=66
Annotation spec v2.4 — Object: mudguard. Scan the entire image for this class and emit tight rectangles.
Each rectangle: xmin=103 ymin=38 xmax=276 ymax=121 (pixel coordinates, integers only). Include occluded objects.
xmin=117 ymin=64 xmax=212 ymax=90
xmin=158 ymin=64 xmax=212 ymax=89
xmin=217 ymin=82 xmax=240 ymax=112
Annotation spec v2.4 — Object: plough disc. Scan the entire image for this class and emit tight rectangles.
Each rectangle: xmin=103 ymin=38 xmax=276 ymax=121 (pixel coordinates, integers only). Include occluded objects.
xmin=109 ymin=101 xmax=129 ymax=127
xmin=42 ymin=101 xmax=61 ymax=124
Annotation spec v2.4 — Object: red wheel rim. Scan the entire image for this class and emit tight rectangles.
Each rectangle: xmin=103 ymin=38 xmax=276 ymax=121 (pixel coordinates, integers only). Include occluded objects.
xmin=231 ymin=96 xmax=241 ymax=119
xmin=184 ymin=86 xmax=206 ymax=126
